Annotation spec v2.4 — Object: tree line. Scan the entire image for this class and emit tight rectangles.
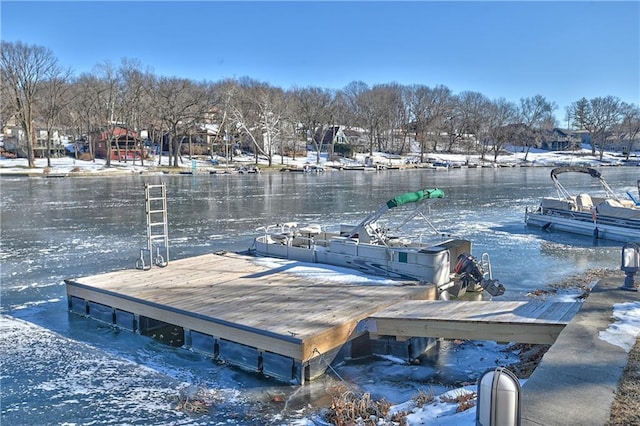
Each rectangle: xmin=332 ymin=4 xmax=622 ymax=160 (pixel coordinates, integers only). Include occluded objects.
xmin=1 ymin=40 xmax=639 ymax=168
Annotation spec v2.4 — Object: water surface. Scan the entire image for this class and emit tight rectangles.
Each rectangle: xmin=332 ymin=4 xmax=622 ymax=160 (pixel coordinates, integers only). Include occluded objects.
xmin=1 ymin=166 xmax=637 ymax=424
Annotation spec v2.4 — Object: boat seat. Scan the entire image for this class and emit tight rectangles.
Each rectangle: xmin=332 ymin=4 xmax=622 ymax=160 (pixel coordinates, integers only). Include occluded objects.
xmin=596 ymin=200 xmax=640 ymax=220
xmin=576 ymin=193 xmax=593 ymax=211
xmin=540 ymin=198 xmax=575 ymax=211
xmin=387 ymin=237 xmax=411 ymax=247
xmin=269 ymin=234 xmax=290 ymax=245
xmin=299 ymin=224 xmax=322 ymax=235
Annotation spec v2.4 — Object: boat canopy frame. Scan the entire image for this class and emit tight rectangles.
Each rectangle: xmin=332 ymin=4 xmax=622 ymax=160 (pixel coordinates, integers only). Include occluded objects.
xmin=550 ymin=166 xmax=620 ymax=202
xmin=347 ymin=188 xmax=445 ymax=241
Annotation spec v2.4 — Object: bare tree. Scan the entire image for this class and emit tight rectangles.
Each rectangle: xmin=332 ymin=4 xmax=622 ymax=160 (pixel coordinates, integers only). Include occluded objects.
xmin=289 ymin=86 xmax=334 ymax=164
xmin=0 ymin=41 xmax=60 ymax=167
xmin=89 ymin=61 xmax=124 ymax=167
xmin=393 ymin=85 xmax=414 ymax=155
xmin=405 ymin=84 xmax=456 ymax=157
xmin=373 ymin=83 xmax=405 ymax=154
xmin=341 ymin=81 xmax=372 ymax=156
xmin=517 ymin=95 xmax=557 ymax=161
xmin=404 ymin=84 xmax=434 ymax=162
xmin=569 ymin=96 xmax=623 ymax=159
xmin=36 ymin=65 xmax=74 ymax=167
xmin=227 ymin=78 xmax=286 ymax=167
xmin=66 ymin=73 xmax=104 ymax=160
xmin=253 ymin=84 xmax=286 ymax=167
xmin=619 ymin=102 xmax=640 ymax=159
xmin=486 ymin=98 xmax=518 ymax=161
xmin=353 ymin=83 xmax=404 ymax=155
xmin=456 ymin=91 xmax=491 ymax=159
xmin=426 ymin=85 xmax=454 ymax=153
xmin=151 ymin=76 xmax=214 ymax=167
xmin=118 ymin=58 xmax=154 ymax=165
xmin=441 ymin=96 xmax=465 ymax=152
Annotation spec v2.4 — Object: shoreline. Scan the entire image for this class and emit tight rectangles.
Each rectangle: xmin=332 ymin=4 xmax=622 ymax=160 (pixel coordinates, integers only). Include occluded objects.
xmin=0 ymin=147 xmax=637 ymax=178
xmin=1 ymin=161 xmax=637 ymax=179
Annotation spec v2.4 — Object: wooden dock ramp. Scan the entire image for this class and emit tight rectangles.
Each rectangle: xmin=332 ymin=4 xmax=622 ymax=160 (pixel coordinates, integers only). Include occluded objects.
xmin=367 ymin=300 xmax=582 ymax=345
xmin=65 ymin=252 xmax=436 ymax=383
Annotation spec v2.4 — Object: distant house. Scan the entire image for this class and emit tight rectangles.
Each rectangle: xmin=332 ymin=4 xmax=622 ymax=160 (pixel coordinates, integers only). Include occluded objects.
xmin=540 ymin=128 xmax=576 ymax=151
xmin=1 ymin=116 xmax=66 ymax=158
xmin=311 ymin=125 xmax=366 ymax=153
xmin=94 ymin=127 xmax=145 ymax=160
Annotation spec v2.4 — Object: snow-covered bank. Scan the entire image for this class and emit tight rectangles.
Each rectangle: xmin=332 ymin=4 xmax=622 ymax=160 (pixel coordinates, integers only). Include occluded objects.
xmin=1 ymin=145 xmax=637 ymax=177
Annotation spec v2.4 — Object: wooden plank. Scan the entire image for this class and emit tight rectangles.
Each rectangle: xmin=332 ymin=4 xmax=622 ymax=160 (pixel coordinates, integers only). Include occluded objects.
xmin=372 ymin=300 xmax=580 ymax=323
xmin=372 ymin=317 xmax=564 ymax=344
xmin=369 ymin=300 xmax=582 ymax=345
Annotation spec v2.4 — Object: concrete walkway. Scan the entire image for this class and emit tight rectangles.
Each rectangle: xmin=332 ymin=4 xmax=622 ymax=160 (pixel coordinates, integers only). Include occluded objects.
xmin=521 ymin=277 xmax=640 ymax=426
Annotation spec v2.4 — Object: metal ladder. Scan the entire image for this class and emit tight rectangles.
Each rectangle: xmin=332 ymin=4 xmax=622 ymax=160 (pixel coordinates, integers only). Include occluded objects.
xmin=481 ymin=252 xmax=493 ymax=280
xmin=136 ymin=183 xmax=169 ymax=270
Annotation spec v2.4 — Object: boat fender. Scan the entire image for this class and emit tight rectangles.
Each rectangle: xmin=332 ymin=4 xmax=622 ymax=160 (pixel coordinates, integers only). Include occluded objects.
xmin=591 ymin=208 xmax=597 ymax=222
xmin=593 ymin=227 xmax=599 ymax=239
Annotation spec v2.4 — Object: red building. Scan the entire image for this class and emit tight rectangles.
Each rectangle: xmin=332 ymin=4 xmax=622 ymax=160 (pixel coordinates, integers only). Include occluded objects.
xmin=95 ymin=127 xmax=147 ymax=160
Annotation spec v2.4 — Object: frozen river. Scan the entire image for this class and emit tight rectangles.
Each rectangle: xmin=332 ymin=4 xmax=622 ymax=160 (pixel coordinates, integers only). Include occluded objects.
xmin=1 ymin=166 xmax=638 ymax=424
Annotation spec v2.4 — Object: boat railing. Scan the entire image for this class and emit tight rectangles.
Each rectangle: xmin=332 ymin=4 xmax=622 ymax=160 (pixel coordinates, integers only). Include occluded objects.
xmin=257 ymin=223 xmax=299 ymax=235
xmin=412 ymin=231 xmax=460 ymax=245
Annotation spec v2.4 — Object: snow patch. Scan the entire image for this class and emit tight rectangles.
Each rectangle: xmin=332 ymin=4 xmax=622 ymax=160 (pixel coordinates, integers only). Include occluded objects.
xmin=599 ymin=301 xmax=640 ymax=352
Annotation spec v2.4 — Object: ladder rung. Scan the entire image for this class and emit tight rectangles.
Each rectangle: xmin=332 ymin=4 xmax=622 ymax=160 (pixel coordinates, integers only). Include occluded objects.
xmin=144 ymin=184 xmax=168 ymax=258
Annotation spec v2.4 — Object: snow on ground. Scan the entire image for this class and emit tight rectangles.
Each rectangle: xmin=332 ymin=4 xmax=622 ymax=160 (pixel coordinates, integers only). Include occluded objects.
xmin=600 ymin=301 xmax=640 ymax=353
xmin=0 ymin=145 xmax=637 ymax=175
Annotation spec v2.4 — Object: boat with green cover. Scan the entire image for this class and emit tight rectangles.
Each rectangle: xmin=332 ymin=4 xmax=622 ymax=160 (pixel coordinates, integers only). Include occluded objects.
xmin=252 ymin=189 xmax=505 ymax=298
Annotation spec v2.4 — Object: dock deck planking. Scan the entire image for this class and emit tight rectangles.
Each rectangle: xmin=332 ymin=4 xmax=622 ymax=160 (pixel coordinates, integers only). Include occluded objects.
xmin=368 ymin=300 xmax=582 ymax=344
xmin=66 ymin=252 xmax=434 ymax=366
xmin=66 ymin=251 xmax=583 ymax=382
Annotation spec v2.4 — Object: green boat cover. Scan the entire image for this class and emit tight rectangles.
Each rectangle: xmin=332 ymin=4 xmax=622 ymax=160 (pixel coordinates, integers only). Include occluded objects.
xmin=386 ymin=188 xmax=444 ymax=209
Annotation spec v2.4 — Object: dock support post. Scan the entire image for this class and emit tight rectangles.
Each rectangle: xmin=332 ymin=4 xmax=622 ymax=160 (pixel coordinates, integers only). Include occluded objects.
xmin=133 ymin=314 xmax=140 ymax=334
xmin=183 ymin=329 xmax=192 ymax=348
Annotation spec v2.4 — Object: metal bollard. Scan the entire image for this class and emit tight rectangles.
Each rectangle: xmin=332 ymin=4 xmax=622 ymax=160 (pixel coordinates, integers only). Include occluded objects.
xmin=476 ymin=367 xmax=521 ymax=426
xmin=621 ymin=242 xmax=640 ymax=292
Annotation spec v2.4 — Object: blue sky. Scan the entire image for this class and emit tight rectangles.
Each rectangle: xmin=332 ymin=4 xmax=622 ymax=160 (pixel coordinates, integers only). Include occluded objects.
xmin=2 ymin=1 xmax=638 ymax=122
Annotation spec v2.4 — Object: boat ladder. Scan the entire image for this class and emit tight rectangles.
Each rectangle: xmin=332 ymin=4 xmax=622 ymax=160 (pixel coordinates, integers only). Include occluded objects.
xmin=481 ymin=252 xmax=493 ymax=280
xmin=136 ymin=183 xmax=169 ymax=270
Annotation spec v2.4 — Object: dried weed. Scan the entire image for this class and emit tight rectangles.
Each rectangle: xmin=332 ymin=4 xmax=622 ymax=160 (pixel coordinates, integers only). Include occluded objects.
xmin=607 ymin=337 xmax=640 ymax=425
xmin=439 ymin=389 xmax=477 ymax=413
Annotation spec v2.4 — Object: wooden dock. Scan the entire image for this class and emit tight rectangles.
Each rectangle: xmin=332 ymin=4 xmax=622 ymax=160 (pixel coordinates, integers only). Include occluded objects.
xmin=367 ymin=300 xmax=582 ymax=345
xmin=65 ymin=251 xmax=583 ymax=383
xmin=65 ymin=251 xmax=436 ymax=383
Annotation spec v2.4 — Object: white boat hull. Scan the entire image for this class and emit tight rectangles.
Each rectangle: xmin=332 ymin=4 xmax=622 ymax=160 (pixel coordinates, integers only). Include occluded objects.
xmin=526 ymin=167 xmax=640 ymax=243
xmin=253 ymin=235 xmax=472 ymax=287
xmin=525 ymin=209 xmax=640 ymax=243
